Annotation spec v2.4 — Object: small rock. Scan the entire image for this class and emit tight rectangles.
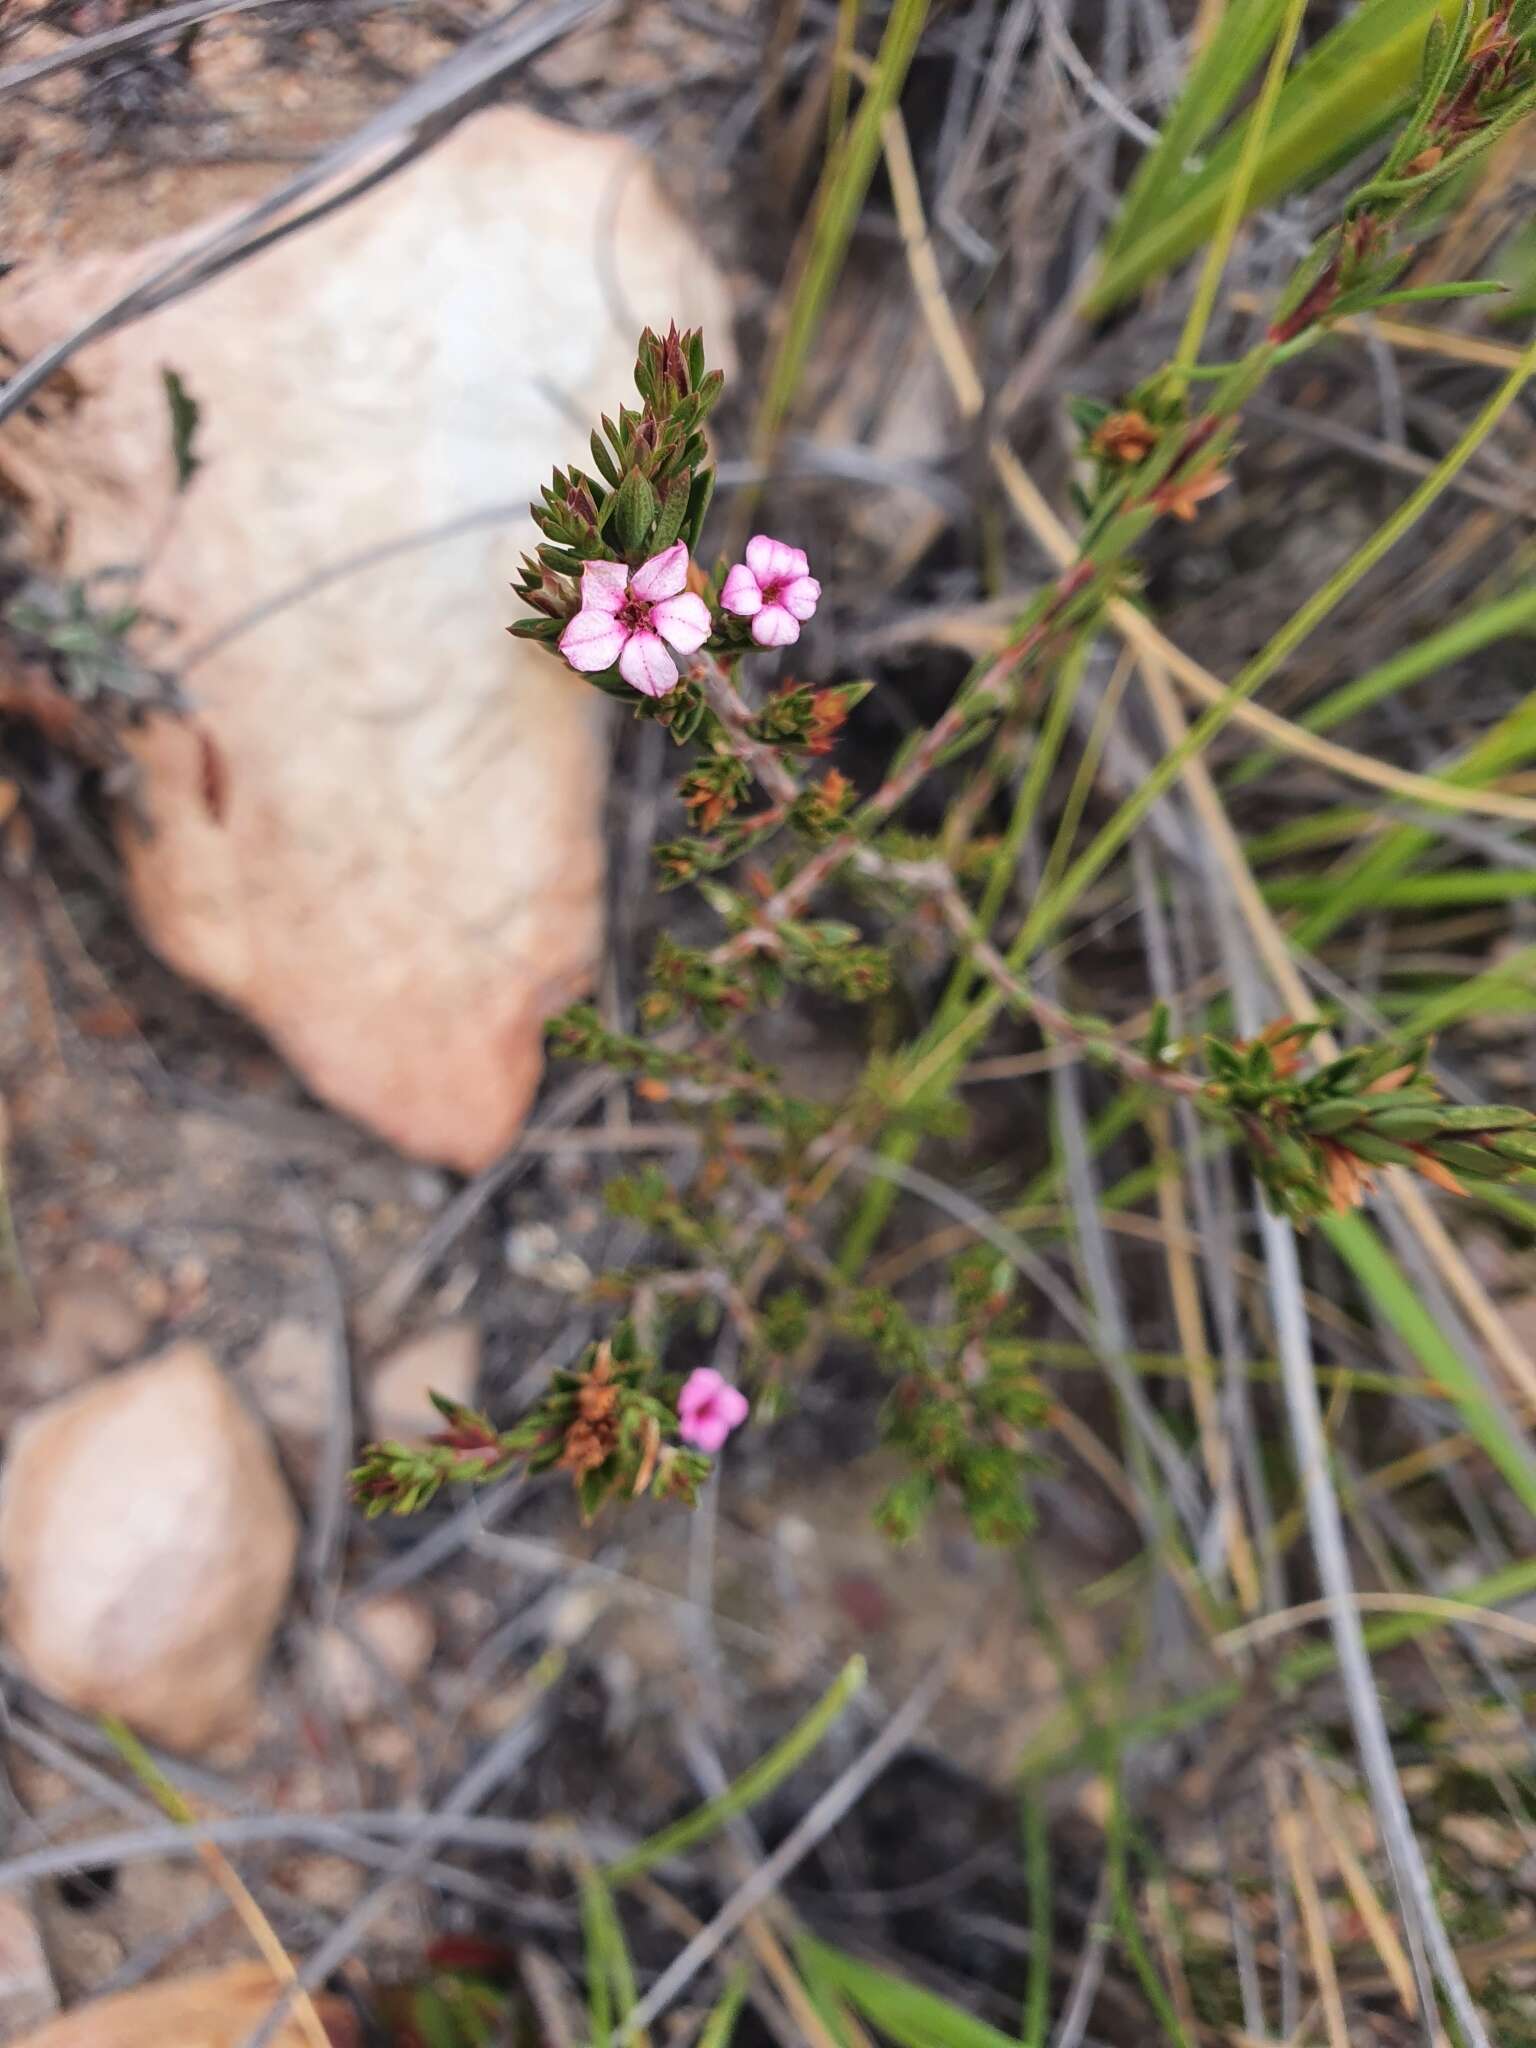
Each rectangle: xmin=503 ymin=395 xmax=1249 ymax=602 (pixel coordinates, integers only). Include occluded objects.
xmin=0 ymin=1895 xmax=57 ymax=2033
xmin=311 ymin=1591 xmax=435 ymax=1721
xmin=241 ymin=1318 xmax=333 ymax=1443
xmin=505 ymin=1221 xmax=560 ymax=1274
xmin=354 ymin=1720 xmax=415 ymax=1775
xmin=9 ymin=1960 xmax=355 ymax=2047
xmin=1441 ymin=1812 xmax=1524 ymax=1870
xmin=369 ymin=1320 xmax=479 ymax=1443
xmin=2 ymin=108 xmax=730 ymax=1170
xmin=0 ymin=1343 xmax=298 ymax=1752
xmin=504 ymin=1222 xmax=591 ymax=1294
xmin=282 ymin=1854 xmax=366 ymax=1916
xmin=406 ymin=1168 xmax=450 ymax=1212
xmin=1 ymin=1268 xmax=150 ymax=1428
xmin=37 ymin=1267 xmax=148 ymax=1372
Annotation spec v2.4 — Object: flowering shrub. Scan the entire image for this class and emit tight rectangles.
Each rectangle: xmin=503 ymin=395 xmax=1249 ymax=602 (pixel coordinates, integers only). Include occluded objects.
xmin=353 ymin=4 xmax=1536 ymax=1540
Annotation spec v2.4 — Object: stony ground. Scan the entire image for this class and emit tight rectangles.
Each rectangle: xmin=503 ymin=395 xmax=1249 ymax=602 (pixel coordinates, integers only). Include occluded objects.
xmin=6 ymin=1 xmax=1536 ymax=2041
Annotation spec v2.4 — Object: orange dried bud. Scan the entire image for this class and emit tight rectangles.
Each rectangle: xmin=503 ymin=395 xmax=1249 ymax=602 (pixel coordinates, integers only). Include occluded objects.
xmin=1405 ymin=144 xmax=1445 ymax=176
xmin=1320 ymin=1140 xmax=1374 ymax=1214
xmin=1154 ymin=465 xmax=1232 ymax=523
xmin=557 ymin=1417 xmax=616 ymax=1477
xmin=635 ymin=1075 xmax=671 ymax=1103
xmin=1092 ymin=410 xmax=1159 ymax=465
xmin=1410 ymin=1147 xmax=1468 ymax=1197
xmin=808 ymin=688 xmax=853 ymax=754
xmin=1242 ymin=1018 xmax=1308 ymax=1079
xmin=1365 ymin=1064 xmax=1417 ymax=1096
xmin=630 ymin=1413 xmax=662 ymax=1496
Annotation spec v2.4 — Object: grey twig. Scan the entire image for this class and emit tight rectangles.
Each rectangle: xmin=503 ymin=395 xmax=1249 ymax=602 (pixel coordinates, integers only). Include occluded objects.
xmin=1259 ymin=1197 xmax=1491 ymax=2048
xmin=0 ymin=0 xmax=302 ymax=95
xmin=615 ymin=1625 xmax=970 ymax=2041
xmin=0 ymin=0 xmax=612 ymax=427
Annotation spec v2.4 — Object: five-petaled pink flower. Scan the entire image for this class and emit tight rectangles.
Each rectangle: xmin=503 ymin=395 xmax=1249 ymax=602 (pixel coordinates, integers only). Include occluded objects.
xmin=677 ymin=1367 xmax=750 ymax=1453
xmin=559 ymin=542 xmax=712 ymax=698
xmin=720 ymin=535 xmax=821 ymax=648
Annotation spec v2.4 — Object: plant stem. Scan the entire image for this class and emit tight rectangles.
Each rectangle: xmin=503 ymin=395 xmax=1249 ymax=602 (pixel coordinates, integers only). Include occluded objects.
xmin=1172 ymin=0 xmax=1310 ymax=382
xmin=1019 ymin=327 xmax=1536 ymax=966
xmin=836 ymin=637 xmax=1091 ymax=1273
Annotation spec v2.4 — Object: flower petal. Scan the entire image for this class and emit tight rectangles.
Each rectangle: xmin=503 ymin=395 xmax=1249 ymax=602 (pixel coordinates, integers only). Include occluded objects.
xmin=684 ymin=1412 xmax=730 ymax=1452
xmin=678 ymin=1367 xmax=725 ymax=1421
xmin=751 ymin=605 xmax=800 ymax=649
xmin=719 ymin=564 xmax=763 ymax=617
xmin=618 ymin=629 xmax=679 ymax=697
xmin=652 ymin=591 xmax=711 ymax=654
xmin=580 ymin=558 xmax=629 ymax=615
xmin=780 ymin=574 xmax=821 ymax=622
xmin=745 ymin=534 xmax=807 ymax=585
xmin=676 ymin=1367 xmax=747 ymax=1451
xmin=559 ymin=609 xmax=627 ymax=673
xmin=630 ymin=540 xmax=689 ymax=602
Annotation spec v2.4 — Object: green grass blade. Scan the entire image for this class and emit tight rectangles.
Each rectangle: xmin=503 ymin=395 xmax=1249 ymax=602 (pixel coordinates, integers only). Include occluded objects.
xmin=800 ymin=1940 xmax=1025 ymax=2048
xmin=1018 ymin=1549 xmax=1536 ymax=1781
xmin=581 ymin=1869 xmax=643 ymax=2048
xmin=1286 ymin=687 xmax=1536 ymax=946
xmin=1102 ymin=0 xmax=1291 ymax=269
xmin=1274 ymin=868 xmax=1536 ymax=909
xmin=752 ymin=0 xmax=930 ymax=462
xmin=1087 ymin=0 xmax=1458 ymax=314
xmin=1106 ymin=1764 xmax=1194 ymax=2048
xmin=605 ymin=1656 xmax=866 ymax=1883
xmin=1231 ymin=580 xmax=1536 ymax=788
xmin=1320 ymin=1210 xmax=1536 ymax=1514
xmin=699 ymin=1969 xmax=751 ymax=2048
xmin=1406 ymin=940 xmax=1536 ymax=1035
xmin=1021 ymin=1793 xmax=1053 ymax=2048
xmin=1173 ymin=0 xmax=1309 ymax=381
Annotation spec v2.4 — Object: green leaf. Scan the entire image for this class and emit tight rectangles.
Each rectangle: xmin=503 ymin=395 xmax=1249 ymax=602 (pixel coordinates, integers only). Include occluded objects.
xmin=160 ymin=365 xmax=202 ymax=493
xmin=684 ymin=465 xmax=716 ymax=553
xmin=611 ymin=472 xmax=658 ymax=554
xmin=698 ymin=1970 xmax=750 ymax=2048
xmin=1088 ymin=0 xmax=1460 ymax=313
xmin=797 ymin=1941 xmax=1024 ymax=2048
xmin=581 ymin=1870 xmax=643 ymax=2047
xmin=1102 ymin=0 xmax=1294 ymax=270
xmin=590 ymin=428 xmax=621 ymax=486
xmin=751 ymin=0 xmax=931 ymax=458
xmin=1322 ymin=1210 xmax=1536 ymax=1514
xmin=1234 ymin=580 xmax=1536 ymax=788
xmin=606 ymin=1656 xmax=866 ymax=1883
xmin=649 ymin=470 xmax=693 ymax=555
xmin=409 ymin=1987 xmax=470 ymax=2048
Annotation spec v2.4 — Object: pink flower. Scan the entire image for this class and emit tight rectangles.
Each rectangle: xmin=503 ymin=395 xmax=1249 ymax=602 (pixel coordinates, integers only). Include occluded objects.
xmin=559 ymin=542 xmax=712 ymax=698
xmin=676 ymin=1367 xmax=750 ymax=1453
xmin=720 ymin=535 xmax=821 ymax=648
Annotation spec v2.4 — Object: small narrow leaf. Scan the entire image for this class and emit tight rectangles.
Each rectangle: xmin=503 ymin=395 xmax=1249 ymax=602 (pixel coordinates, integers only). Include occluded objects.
xmin=160 ymin=366 xmax=202 ymax=493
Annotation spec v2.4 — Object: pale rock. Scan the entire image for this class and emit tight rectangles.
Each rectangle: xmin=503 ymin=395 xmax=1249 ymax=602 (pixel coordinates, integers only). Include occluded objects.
xmin=36 ymin=1268 xmax=148 ymax=1373
xmin=10 ymin=1961 xmax=354 ymax=2047
xmin=0 ymin=1343 xmax=298 ymax=1752
xmin=0 ymin=109 xmax=731 ymax=1169
xmin=368 ymin=1319 xmax=479 ymax=1443
xmin=1 ymin=1269 xmax=149 ymax=1428
xmin=0 ymin=1895 xmax=57 ymax=2034
xmin=354 ymin=1719 xmax=415 ymax=1775
xmin=310 ymin=1590 xmax=435 ymax=1721
xmin=283 ymin=1853 xmax=366 ymax=1917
